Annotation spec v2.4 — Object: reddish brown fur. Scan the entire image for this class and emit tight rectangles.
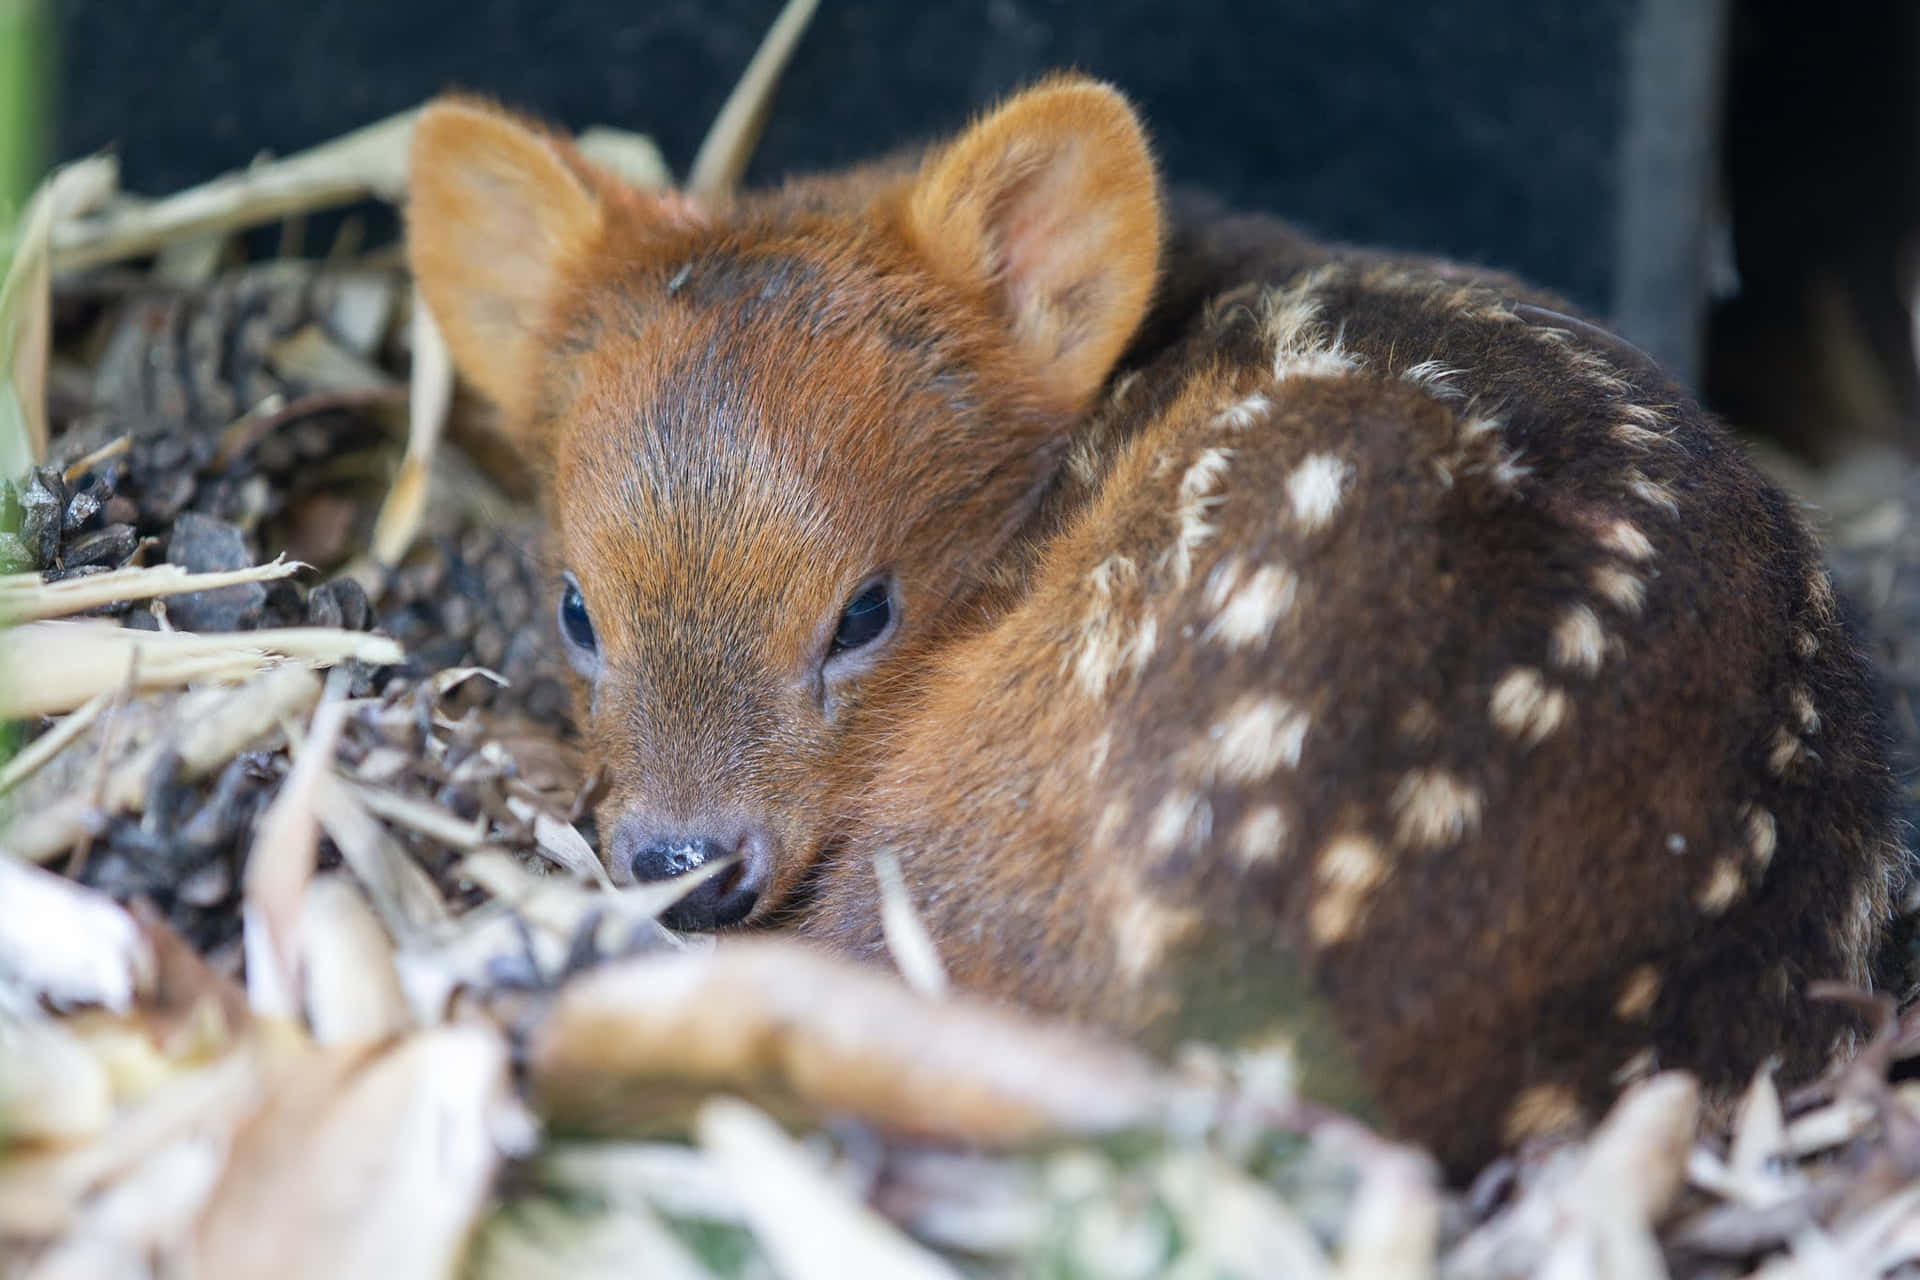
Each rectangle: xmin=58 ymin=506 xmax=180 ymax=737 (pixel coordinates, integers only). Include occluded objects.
xmin=408 ymin=80 xmax=1906 ymax=1175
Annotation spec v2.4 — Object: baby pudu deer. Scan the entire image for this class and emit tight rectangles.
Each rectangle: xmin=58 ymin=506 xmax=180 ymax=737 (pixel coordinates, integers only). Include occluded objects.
xmin=407 ymin=77 xmax=1907 ymax=1173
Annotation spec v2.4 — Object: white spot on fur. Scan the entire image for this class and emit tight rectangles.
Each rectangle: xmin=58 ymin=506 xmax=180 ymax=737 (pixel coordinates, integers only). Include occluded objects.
xmin=1110 ymin=878 xmax=1199 ymax=986
xmin=1309 ymin=835 xmax=1387 ymax=946
xmin=1265 ymin=283 xmax=1361 ymax=381
xmin=1613 ymin=1047 xmax=1660 ymax=1087
xmin=1212 ymin=391 xmax=1274 ymax=431
xmin=1626 ymin=470 xmax=1680 ymax=514
xmin=1794 ymin=627 xmax=1820 ymax=659
xmin=1233 ymin=806 xmax=1289 ymax=866
xmin=1145 ymin=789 xmax=1211 ymax=855
xmin=1390 ymin=769 xmax=1483 ymax=849
xmin=1205 ymin=564 xmax=1300 ymax=650
xmin=1502 ymin=1084 xmax=1585 ymax=1145
xmin=1286 ymin=454 xmax=1352 ymax=532
xmin=1790 ymin=685 xmax=1820 ymax=735
xmin=1092 ymin=799 xmax=1129 ymax=848
xmin=1398 ymin=699 xmax=1441 ymax=743
xmin=1614 ymin=965 xmax=1662 ymax=1020
xmin=1210 ymin=696 xmax=1311 ymax=783
xmin=1490 ymin=667 xmax=1571 ymax=745
xmin=1600 ymin=519 xmax=1655 ymax=561
xmin=1767 ymin=727 xmax=1808 ymax=777
xmin=1401 ymin=359 xmax=1465 ymax=399
xmin=1612 ymin=419 xmax=1667 ymax=449
xmin=1071 ymin=555 xmax=1154 ymax=698
xmin=1696 ymin=858 xmax=1744 ymax=915
xmin=1549 ymin=604 xmax=1607 ymax=676
xmin=1591 ymin=566 xmax=1646 ymax=614
xmin=1086 ymin=730 xmax=1112 ymax=781
xmin=1162 ymin=448 xmax=1235 ymax=585
xmin=1743 ymin=805 xmax=1777 ymax=873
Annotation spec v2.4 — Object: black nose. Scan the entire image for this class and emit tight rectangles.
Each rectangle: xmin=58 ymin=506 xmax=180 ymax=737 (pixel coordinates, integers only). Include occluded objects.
xmin=614 ymin=825 xmax=761 ymax=931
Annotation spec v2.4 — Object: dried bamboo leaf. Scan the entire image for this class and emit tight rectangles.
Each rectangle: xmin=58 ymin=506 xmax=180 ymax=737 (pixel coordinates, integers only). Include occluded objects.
xmin=0 ymin=557 xmax=306 ymax=624
xmin=0 ymin=1009 xmax=114 ymax=1146
xmin=300 ymin=874 xmax=413 ymax=1046
xmin=534 ymin=1141 xmax=746 ymax=1224
xmin=530 ymin=939 xmax=1170 ymax=1146
xmin=1336 ymin=1151 xmax=1440 ymax=1280
xmin=5 ymin=666 xmax=321 ymax=862
xmin=51 ymin=109 xmax=420 ymax=273
xmin=19 ymin=1135 xmax=223 ymax=1280
xmin=466 ymin=1197 xmax=718 ymax=1280
xmin=242 ymin=690 xmax=348 ymax=1019
xmin=1727 ymin=1066 xmax=1794 ymax=1208
xmin=574 ymin=128 xmax=674 ymax=190
xmin=267 ymin=323 xmax=396 ymax=392
xmin=0 ymin=1045 xmax=263 ymax=1238
xmin=368 ymin=291 xmax=453 ymax=569
xmin=504 ymin=795 xmax=609 ymax=886
xmin=873 ymin=847 xmax=948 ymax=999
xmin=2 ymin=154 xmax=119 ymax=474
xmin=342 ymin=774 xmax=488 ymax=850
xmin=697 ymin=1095 xmax=960 ymax=1280
xmin=0 ymin=854 xmax=152 ymax=1010
xmin=188 ymin=1025 xmax=516 ymax=1280
xmin=0 ymin=620 xmax=399 ymax=718
xmin=688 ymin=0 xmax=821 ymax=198
xmin=1155 ymin=1149 xmax=1335 ymax=1279
xmin=311 ymin=772 xmax=452 ymax=944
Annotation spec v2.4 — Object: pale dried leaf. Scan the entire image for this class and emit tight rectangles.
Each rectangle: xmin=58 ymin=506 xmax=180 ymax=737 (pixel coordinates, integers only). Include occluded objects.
xmin=1337 ymin=1151 xmax=1439 ymax=1280
xmin=688 ymin=0 xmax=820 ymax=198
xmin=311 ymin=772 xmax=452 ymax=944
xmin=574 ymin=127 xmax=674 ymax=189
xmin=1155 ymin=1149 xmax=1334 ymax=1279
xmin=301 ymin=874 xmax=412 ymax=1045
xmin=0 ymin=1046 xmax=263 ymax=1238
xmin=21 ymin=1136 xmax=223 ymax=1280
xmin=242 ymin=691 xmax=348 ymax=1018
xmin=698 ymin=1095 xmax=960 ymax=1280
xmin=342 ymin=775 xmax=487 ymax=851
xmin=0 ymin=557 xmax=306 ymax=624
xmin=534 ymin=1141 xmax=746 ymax=1224
xmin=5 ymin=667 xmax=321 ymax=862
xmin=369 ymin=291 xmax=454 ymax=567
xmin=1727 ymin=1066 xmax=1790 ymax=1206
xmin=52 ymin=109 xmax=419 ymax=272
xmin=467 ymin=1197 xmax=718 ymax=1280
xmin=2 ymin=155 xmax=119 ymax=473
xmin=0 ymin=620 xmax=398 ymax=718
xmin=873 ymin=847 xmax=948 ymax=999
xmin=0 ymin=855 xmax=152 ymax=1010
xmin=189 ymin=1025 xmax=514 ymax=1280
xmin=531 ymin=939 xmax=1169 ymax=1146
xmin=0 ymin=688 xmax=110 ymax=794
xmin=0 ymin=1009 xmax=113 ymax=1145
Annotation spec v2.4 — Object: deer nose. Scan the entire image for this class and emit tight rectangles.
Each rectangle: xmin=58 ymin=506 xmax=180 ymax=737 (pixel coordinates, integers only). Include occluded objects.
xmin=610 ymin=818 xmax=767 ymax=931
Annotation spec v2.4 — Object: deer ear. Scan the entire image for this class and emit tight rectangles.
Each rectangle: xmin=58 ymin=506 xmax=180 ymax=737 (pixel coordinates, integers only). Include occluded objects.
xmin=905 ymin=77 xmax=1162 ymax=410
xmin=406 ymin=97 xmax=605 ymax=427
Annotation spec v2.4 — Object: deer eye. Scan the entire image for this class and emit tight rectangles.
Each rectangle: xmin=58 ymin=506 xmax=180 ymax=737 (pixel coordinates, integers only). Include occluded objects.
xmin=559 ymin=578 xmax=597 ymax=654
xmin=830 ymin=580 xmax=894 ymax=655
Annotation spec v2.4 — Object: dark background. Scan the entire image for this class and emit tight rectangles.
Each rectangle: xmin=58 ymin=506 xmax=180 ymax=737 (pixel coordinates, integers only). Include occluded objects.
xmin=51 ymin=0 xmax=1920 ymax=453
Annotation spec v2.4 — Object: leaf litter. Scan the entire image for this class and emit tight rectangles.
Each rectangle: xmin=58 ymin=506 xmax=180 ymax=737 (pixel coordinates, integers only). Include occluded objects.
xmin=7 ymin=2 xmax=1920 ymax=1276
